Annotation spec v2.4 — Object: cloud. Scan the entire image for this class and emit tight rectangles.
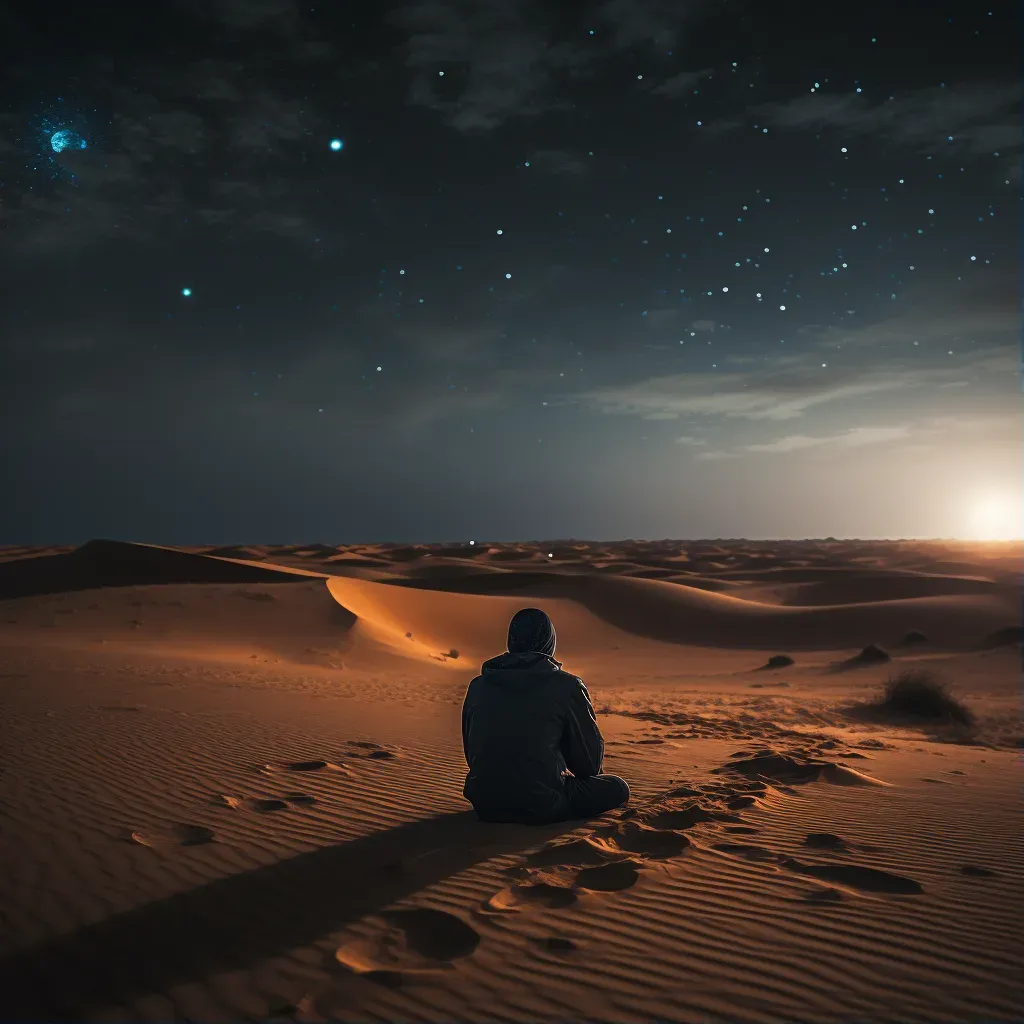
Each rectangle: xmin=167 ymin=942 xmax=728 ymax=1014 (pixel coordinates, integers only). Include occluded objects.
xmin=651 ymin=68 xmax=713 ymax=98
xmin=809 ymin=294 xmax=1018 ymax=354
xmin=391 ymin=0 xmax=704 ymax=132
xmin=700 ymin=409 xmax=1021 ymax=462
xmin=674 ymin=435 xmax=707 ymax=446
xmin=568 ymin=367 xmax=915 ymax=422
xmin=694 ymin=450 xmax=741 ymax=461
xmin=3 ymin=47 xmax=334 ymax=256
xmin=565 ymin=327 xmax=1018 ymax=431
xmin=754 ymin=81 xmax=1021 ymax=178
xmin=528 ymin=149 xmax=591 ymax=177
xmin=744 ymin=425 xmax=912 ymax=453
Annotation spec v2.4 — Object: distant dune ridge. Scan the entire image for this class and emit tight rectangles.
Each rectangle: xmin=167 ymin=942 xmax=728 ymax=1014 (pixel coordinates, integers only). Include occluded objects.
xmin=0 ymin=539 xmax=323 ymax=600
xmin=0 ymin=536 xmax=1020 ymax=1021
xmin=0 ymin=538 xmax=1016 ymax=663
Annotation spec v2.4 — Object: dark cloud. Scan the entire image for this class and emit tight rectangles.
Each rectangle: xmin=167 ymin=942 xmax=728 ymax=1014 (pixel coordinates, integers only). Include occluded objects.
xmin=392 ymin=0 xmax=704 ymax=131
xmin=755 ymin=81 xmax=1021 ymax=179
xmin=528 ymin=149 xmax=592 ymax=177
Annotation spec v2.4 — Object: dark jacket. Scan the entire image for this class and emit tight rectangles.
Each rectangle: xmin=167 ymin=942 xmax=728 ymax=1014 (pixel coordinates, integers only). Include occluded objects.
xmin=461 ymin=651 xmax=605 ymax=821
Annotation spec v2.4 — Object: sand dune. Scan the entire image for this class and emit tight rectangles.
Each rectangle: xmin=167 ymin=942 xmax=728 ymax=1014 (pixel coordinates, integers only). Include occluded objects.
xmin=0 ymin=537 xmax=1020 ymax=1021
xmin=0 ymin=539 xmax=324 ymax=600
xmin=339 ymin=570 xmax=1016 ymax=652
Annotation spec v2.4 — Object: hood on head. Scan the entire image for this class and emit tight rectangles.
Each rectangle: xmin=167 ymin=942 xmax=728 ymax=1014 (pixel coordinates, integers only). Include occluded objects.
xmin=507 ymin=607 xmax=556 ymax=657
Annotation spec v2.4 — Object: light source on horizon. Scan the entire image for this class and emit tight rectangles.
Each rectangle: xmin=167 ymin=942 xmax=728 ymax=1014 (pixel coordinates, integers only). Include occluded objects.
xmin=965 ymin=492 xmax=1022 ymax=541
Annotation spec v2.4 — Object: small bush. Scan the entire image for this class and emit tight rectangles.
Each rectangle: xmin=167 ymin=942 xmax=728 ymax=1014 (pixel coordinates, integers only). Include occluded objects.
xmin=764 ymin=654 xmax=794 ymax=669
xmin=979 ymin=625 xmax=1022 ymax=649
xmin=854 ymin=643 xmax=890 ymax=664
xmin=876 ymin=669 xmax=974 ymax=727
xmin=444 ymin=648 xmax=460 ymax=660
xmin=901 ymin=630 xmax=928 ymax=645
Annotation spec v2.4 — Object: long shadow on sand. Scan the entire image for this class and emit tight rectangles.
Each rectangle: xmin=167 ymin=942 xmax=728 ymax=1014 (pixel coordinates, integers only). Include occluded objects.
xmin=0 ymin=810 xmax=571 ymax=1019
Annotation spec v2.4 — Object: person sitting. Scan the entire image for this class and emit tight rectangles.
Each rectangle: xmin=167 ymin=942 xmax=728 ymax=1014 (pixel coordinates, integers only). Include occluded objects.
xmin=461 ymin=607 xmax=630 ymax=824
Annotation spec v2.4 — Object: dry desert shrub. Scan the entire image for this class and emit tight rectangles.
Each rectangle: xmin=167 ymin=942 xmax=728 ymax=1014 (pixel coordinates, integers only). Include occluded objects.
xmin=864 ymin=669 xmax=974 ymax=728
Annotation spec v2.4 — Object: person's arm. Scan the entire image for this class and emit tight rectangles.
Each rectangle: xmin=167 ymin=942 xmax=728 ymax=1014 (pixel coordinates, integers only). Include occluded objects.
xmin=561 ymin=677 xmax=605 ymax=778
xmin=461 ymin=679 xmax=477 ymax=768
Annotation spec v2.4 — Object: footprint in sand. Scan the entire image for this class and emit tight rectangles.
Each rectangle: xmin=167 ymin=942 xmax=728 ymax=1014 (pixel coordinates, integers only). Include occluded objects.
xmin=724 ymin=825 xmax=762 ymax=835
xmin=665 ymin=785 xmax=703 ymax=799
xmin=482 ymin=882 xmax=578 ymax=913
xmin=534 ymin=936 xmax=577 ymax=953
xmin=525 ymin=837 xmax=614 ymax=868
xmin=804 ymin=832 xmax=847 ymax=850
xmin=780 ymin=857 xmax=923 ymax=894
xmin=287 ymin=759 xmax=351 ymax=772
xmin=128 ymin=824 xmax=215 ymax=848
xmin=333 ymin=909 xmax=480 ymax=981
xmin=731 ymin=781 xmax=769 ymax=795
xmin=347 ymin=741 xmax=399 ymax=760
xmin=959 ymin=865 xmax=997 ymax=878
xmin=573 ymin=860 xmax=642 ymax=892
xmin=641 ymin=803 xmax=718 ymax=831
xmin=715 ymin=752 xmax=888 ymax=788
xmin=285 ymin=793 xmax=317 ymax=806
xmin=210 ymin=794 xmax=243 ymax=809
xmin=726 ymin=795 xmax=759 ymax=810
xmin=589 ymin=821 xmax=691 ymax=860
xmin=252 ymin=798 xmax=290 ymax=812
xmin=175 ymin=824 xmax=216 ymax=845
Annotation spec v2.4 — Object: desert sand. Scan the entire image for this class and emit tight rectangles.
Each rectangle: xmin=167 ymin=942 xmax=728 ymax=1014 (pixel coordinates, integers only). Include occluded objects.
xmin=0 ymin=537 xmax=1021 ymax=1022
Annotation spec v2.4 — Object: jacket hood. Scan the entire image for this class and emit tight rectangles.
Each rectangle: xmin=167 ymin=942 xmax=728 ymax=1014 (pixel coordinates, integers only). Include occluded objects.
xmin=481 ymin=651 xmax=563 ymax=678
xmin=507 ymin=607 xmax=557 ymax=657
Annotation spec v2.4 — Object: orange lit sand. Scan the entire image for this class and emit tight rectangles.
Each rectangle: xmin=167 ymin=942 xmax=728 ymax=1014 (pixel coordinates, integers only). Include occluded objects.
xmin=0 ymin=538 xmax=1020 ymax=1021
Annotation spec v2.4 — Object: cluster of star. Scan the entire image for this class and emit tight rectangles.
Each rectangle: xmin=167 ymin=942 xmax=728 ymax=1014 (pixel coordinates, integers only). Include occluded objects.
xmin=24 ymin=101 xmax=94 ymax=182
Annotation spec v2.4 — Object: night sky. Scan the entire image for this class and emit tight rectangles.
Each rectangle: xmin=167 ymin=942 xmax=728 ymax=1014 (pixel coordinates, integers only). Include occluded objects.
xmin=1 ymin=1 xmax=1019 ymax=543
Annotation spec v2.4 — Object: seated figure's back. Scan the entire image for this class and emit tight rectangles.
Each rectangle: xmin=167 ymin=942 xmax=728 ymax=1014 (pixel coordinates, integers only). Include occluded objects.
xmin=461 ymin=608 xmax=606 ymax=824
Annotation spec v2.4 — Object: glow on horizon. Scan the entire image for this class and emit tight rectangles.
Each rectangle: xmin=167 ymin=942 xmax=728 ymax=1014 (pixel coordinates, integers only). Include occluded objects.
xmin=963 ymin=491 xmax=1023 ymax=541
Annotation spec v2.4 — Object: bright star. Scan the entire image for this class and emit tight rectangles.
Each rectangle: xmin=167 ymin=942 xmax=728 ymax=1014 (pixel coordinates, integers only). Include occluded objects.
xmin=50 ymin=129 xmax=87 ymax=153
xmin=329 ymin=138 xmax=344 ymax=151
xmin=181 ymin=287 xmax=192 ymax=297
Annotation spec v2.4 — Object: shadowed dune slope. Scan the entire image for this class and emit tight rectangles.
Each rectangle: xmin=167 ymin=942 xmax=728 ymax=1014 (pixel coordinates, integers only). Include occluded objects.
xmin=737 ymin=574 xmax=1009 ymax=607
xmin=0 ymin=540 xmax=324 ymax=600
xmin=327 ymin=572 xmax=1017 ymax=656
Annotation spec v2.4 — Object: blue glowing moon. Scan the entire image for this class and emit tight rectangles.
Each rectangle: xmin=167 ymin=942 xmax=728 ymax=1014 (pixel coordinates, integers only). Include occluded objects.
xmin=329 ymin=138 xmax=344 ymax=151
xmin=50 ymin=129 xmax=87 ymax=153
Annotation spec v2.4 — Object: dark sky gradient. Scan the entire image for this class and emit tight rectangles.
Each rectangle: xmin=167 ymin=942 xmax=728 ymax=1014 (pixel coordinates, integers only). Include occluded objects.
xmin=1 ymin=1 xmax=1019 ymax=543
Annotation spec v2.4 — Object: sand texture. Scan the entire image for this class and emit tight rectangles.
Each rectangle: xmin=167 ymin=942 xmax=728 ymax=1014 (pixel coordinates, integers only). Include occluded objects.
xmin=0 ymin=537 xmax=1021 ymax=1021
